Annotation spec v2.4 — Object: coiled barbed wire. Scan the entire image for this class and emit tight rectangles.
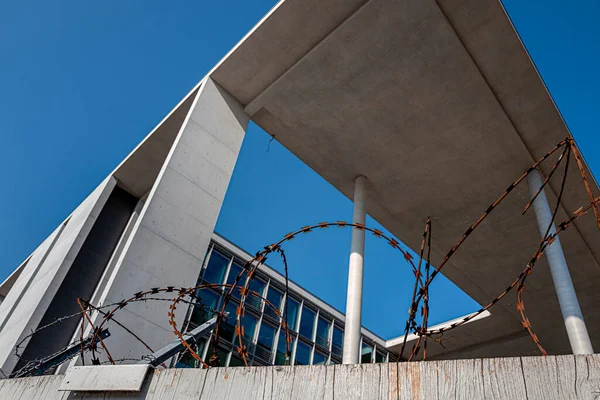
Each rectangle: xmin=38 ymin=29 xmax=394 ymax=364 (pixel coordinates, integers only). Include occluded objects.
xmin=4 ymin=136 xmax=599 ymax=376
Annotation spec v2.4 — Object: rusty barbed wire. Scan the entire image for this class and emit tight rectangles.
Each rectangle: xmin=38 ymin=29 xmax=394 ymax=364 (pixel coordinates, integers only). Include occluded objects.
xmin=402 ymin=137 xmax=600 ymax=360
xmin=4 ymin=136 xmax=599 ymax=376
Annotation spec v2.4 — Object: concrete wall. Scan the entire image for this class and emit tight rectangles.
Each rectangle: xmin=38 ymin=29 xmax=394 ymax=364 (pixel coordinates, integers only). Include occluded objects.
xmin=1 ymin=354 xmax=600 ymax=399
xmin=0 ymin=177 xmax=117 ymax=374
xmin=83 ymin=77 xmax=249 ymax=362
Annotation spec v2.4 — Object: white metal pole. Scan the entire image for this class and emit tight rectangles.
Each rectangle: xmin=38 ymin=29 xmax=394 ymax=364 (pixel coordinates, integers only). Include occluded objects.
xmin=527 ymin=169 xmax=593 ymax=354
xmin=343 ymin=175 xmax=368 ymax=364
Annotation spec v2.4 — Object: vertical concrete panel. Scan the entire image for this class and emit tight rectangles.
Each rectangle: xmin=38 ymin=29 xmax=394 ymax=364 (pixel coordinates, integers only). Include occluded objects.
xmin=90 ymin=78 xmax=249 ymax=363
xmin=0 ymin=177 xmax=116 ymax=375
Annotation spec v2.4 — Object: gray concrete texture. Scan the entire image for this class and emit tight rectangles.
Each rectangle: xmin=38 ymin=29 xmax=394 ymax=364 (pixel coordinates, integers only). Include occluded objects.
xmin=77 ymin=78 xmax=249 ymax=364
xmin=1 ymin=354 xmax=600 ymax=399
xmin=208 ymin=0 xmax=600 ymax=358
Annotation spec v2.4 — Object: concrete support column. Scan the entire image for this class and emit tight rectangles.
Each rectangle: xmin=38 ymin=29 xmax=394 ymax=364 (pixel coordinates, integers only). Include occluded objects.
xmin=527 ymin=169 xmax=593 ymax=354
xmin=343 ymin=175 xmax=368 ymax=364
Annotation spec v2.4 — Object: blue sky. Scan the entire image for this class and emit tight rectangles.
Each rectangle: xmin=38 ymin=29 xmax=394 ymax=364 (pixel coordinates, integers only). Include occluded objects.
xmin=1 ymin=0 xmax=599 ymax=339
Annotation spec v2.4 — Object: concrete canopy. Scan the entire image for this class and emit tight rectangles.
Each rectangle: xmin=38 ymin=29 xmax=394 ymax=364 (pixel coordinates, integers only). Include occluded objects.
xmin=203 ymin=0 xmax=600 ymax=358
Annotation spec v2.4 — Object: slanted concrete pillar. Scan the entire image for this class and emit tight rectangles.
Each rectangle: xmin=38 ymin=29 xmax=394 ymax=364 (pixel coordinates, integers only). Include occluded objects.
xmin=343 ymin=175 xmax=368 ymax=364
xmin=76 ymin=78 xmax=250 ymax=363
xmin=527 ymin=169 xmax=593 ymax=354
xmin=0 ymin=176 xmax=116 ymax=374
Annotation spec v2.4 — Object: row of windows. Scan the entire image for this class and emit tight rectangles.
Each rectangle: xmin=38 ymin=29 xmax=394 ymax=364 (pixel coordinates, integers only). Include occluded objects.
xmin=179 ymin=244 xmax=395 ymax=367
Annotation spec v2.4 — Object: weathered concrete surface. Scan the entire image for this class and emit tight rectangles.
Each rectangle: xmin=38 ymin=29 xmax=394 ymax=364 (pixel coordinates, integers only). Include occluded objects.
xmin=60 ymin=365 xmax=150 ymax=392
xmin=2 ymin=354 xmax=600 ymax=399
xmin=78 ymin=78 xmax=249 ymax=363
xmin=208 ymin=0 xmax=600 ymax=358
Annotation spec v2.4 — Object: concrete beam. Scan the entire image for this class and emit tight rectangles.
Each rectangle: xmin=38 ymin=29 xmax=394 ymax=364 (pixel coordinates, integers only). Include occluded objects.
xmin=81 ymin=78 xmax=249 ymax=363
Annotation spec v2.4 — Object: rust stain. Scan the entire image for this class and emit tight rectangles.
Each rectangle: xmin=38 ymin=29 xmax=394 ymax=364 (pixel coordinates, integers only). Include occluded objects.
xmin=410 ymin=364 xmax=421 ymax=400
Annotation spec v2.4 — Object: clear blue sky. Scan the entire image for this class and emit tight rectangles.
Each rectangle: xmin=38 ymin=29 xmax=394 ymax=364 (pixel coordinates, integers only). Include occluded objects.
xmin=1 ymin=1 xmax=598 ymax=339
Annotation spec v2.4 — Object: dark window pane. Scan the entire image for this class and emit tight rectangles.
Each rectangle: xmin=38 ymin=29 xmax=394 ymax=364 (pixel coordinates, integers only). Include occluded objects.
xmin=175 ymin=352 xmax=196 ymax=368
xmin=249 ymin=279 xmax=266 ymax=296
xmin=205 ymin=343 xmax=230 ymax=367
xmin=299 ymin=307 xmax=315 ymax=340
xmin=217 ymin=347 xmax=230 ymax=367
xmin=255 ymin=323 xmax=276 ymax=363
xmin=332 ymin=327 xmax=344 ymax=357
xmin=313 ymin=351 xmax=327 ymax=365
xmin=283 ymin=298 xmax=300 ymax=331
xmin=226 ymin=263 xmax=243 ymax=283
xmin=275 ymin=331 xmax=292 ymax=365
xmin=229 ymin=354 xmax=245 ymax=367
xmin=226 ymin=263 xmax=244 ymax=284
xmin=240 ymin=313 xmax=258 ymax=344
xmin=265 ymin=287 xmax=283 ymax=319
xmin=294 ymin=341 xmax=311 ymax=365
xmin=226 ymin=263 xmax=244 ymax=299
xmin=203 ymin=251 xmax=230 ymax=284
xmin=247 ymin=279 xmax=266 ymax=309
xmin=361 ymin=341 xmax=373 ymax=364
xmin=227 ymin=263 xmax=248 ymax=300
xmin=190 ymin=289 xmax=220 ymax=325
xmin=221 ymin=302 xmax=238 ymax=342
xmin=375 ymin=351 xmax=386 ymax=363
xmin=175 ymin=339 xmax=206 ymax=368
xmin=258 ymin=323 xmax=276 ymax=349
xmin=315 ymin=317 xmax=330 ymax=348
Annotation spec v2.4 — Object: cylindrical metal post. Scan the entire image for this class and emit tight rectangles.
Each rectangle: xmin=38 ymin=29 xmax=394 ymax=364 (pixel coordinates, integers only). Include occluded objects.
xmin=527 ymin=169 xmax=593 ymax=354
xmin=343 ymin=175 xmax=368 ymax=364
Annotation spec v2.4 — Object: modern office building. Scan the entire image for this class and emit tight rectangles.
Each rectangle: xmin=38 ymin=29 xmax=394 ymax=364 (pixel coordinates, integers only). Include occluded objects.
xmin=1 ymin=0 xmax=599 ymax=384
xmin=175 ymin=234 xmax=396 ymax=369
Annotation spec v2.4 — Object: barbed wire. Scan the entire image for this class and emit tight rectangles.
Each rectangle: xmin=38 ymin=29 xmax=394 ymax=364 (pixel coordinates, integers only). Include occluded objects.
xmin=3 ymin=136 xmax=599 ymax=376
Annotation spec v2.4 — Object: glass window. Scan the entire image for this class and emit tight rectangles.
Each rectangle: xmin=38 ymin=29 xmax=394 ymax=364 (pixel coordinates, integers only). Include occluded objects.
xmin=175 ymin=352 xmax=197 ymax=368
xmin=313 ymin=351 xmax=327 ymax=365
xmin=315 ymin=317 xmax=330 ymax=349
xmin=203 ymin=251 xmax=230 ymax=284
xmin=247 ymin=279 xmax=266 ymax=309
xmin=375 ymin=351 xmax=386 ymax=363
xmin=258 ymin=323 xmax=276 ymax=349
xmin=226 ymin=263 xmax=244 ymax=299
xmin=175 ymin=339 xmax=206 ymax=368
xmin=205 ymin=343 xmax=230 ymax=367
xmin=294 ymin=341 xmax=311 ymax=365
xmin=275 ymin=330 xmax=293 ymax=365
xmin=190 ymin=289 xmax=220 ymax=325
xmin=265 ymin=286 xmax=283 ymax=319
xmin=283 ymin=297 xmax=300 ymax=331
xmin=221 ymin=302 xmax=238 ymax=342
xmin=332 ymin=326 xmax=344 ymax=357
xmin=249 ymin=278 xmax=266 ymax=296
xmin=229 ymin=353 xmax=245 ymax=367
xmin=299 ymin=307 xmax=316 ymax=340
xmin=240 ymin=313 xmax=258 ymax=344
xmin=361 ymin=341 xmax=373 ymax=364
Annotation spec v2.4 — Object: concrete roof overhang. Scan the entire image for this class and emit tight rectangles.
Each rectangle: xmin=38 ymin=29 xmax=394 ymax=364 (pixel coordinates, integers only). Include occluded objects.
xmin=204 ymin=0 xmax=600 ymax=358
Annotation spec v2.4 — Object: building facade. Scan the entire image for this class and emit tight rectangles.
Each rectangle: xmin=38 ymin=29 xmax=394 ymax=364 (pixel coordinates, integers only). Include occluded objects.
xmin=175 ymin=234 xmax=396 ymax=369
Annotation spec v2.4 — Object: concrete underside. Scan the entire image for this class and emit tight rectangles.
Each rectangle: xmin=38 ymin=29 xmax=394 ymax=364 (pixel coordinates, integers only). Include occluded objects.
xmin=206 ymin=0 xmax=600 ymax=358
